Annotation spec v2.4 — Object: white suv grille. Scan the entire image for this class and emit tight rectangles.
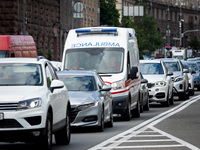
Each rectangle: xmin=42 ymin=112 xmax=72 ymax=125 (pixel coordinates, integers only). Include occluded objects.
xmin=0 ymin=103 xmax=18 ymax=111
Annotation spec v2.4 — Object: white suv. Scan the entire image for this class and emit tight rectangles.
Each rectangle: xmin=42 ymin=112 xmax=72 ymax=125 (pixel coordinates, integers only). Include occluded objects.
xmin=140 ymin=59 xmax=174 ymax=106
xmin=0 ymin=57 xmax=71 ymax=150
xmin=162 ymin=58 xmax=189 ymax=100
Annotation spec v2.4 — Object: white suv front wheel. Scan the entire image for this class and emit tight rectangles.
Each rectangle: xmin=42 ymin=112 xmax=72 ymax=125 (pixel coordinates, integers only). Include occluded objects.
xmin=36 ymin=113 xmax=52 ymax=150
xmin=55 ymin=108 xmax=71 ymax=145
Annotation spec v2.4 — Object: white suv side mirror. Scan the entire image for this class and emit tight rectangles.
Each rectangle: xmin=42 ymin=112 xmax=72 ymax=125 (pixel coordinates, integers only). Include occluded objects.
xmin=50 ymin=80 xmax=64 ymax=93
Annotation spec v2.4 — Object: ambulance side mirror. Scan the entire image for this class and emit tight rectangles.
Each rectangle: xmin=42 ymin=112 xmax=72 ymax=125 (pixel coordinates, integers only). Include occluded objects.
xmin=129 ymin=67 xmax=138 ymax=79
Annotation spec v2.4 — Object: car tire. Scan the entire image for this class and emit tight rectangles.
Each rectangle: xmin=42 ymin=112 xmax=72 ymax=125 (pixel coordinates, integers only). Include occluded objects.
xmin=106 ymin=107 xmax=113 ymax=128
xmin=162 ymin=92 xmax=170 ymax=107
xmin=55 ymin=108 xmax=71 ymax=145
xmin=169 ymin=91 xmax=174 ymax=105
xmin=189 ymin=89 xmax=194 ymax=96
xmin=36 ymin=113 xmax=52 ymax=150
xmin=121 ymin=100 xmax=131 ymax=121
xmin=143 ymin=97 xmax=149 ymax=111
xmin=140 ymin=98 xmax=144 ymax=113
xmin=179 ymin=91 xmax=186 ymax=101
xmin=97 ymin=108 xmax=104 ymax=132
xmin=132 ymin=99 xmax=140 ymax=118
xmin=197 ymin=86 xmax=200 ymax=91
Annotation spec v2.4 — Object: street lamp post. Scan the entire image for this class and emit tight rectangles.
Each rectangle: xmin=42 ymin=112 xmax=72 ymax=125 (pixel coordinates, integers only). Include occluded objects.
xmin=179 ymin=1 xmax=182 ymax=47
xmin=167 ymin=0 xmax=170 ymax=47
xmin=22 ymin=0 xmax=26 ymax=35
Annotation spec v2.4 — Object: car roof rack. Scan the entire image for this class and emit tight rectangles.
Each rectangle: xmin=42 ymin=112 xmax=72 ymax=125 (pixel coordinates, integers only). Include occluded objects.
xmin=37 ymin=56 xmax=45 ymax=61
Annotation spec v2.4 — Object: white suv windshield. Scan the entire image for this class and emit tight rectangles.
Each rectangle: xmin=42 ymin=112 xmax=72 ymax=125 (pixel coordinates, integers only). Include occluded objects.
xmin=0 ymin=63 xmax=43 ymax=86
xmin=140 ymin=63 xmax=164 ymax=75
xmin=164 ymin=62 xmax=181 ymax=72
xmin=63 ymin=48 xmax=124 ymax=74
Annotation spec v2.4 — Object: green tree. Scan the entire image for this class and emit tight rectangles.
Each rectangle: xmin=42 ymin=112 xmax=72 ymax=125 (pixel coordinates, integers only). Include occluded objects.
xmin=122 ymin=15 xmax=164 ymax=57
xmin=46 ymin=49 xmax=52 ymax=60
xmin=100 ymin=0 xmax=121 ymax=27
xmin=188 ymin=37 xmax=200 ymax=50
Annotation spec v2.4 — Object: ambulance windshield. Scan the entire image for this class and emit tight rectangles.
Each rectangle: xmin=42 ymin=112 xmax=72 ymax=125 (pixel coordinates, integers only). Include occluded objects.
xmin=64 ymin=48 xmax=124 ymax=74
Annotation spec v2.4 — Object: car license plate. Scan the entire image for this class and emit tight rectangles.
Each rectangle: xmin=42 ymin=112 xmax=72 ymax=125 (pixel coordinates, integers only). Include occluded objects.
xmin=0 ymin=113 xmax=4 ymax=120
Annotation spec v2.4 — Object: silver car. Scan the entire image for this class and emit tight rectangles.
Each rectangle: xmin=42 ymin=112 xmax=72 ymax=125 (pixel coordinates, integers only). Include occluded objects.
xmin=57 ymin=71 xmax=113 ymax=132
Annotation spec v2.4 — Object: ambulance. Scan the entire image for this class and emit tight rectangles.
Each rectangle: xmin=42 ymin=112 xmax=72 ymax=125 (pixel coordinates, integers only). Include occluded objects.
xmin=61 ymin=27 xmax=141 ymax=120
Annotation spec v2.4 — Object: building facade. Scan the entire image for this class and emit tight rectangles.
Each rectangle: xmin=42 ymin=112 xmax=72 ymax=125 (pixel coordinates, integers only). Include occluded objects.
xmin=116 ymin=0 xmax=200 ymax=48
xmin=0 ymin=0 xmax=99 ymax=61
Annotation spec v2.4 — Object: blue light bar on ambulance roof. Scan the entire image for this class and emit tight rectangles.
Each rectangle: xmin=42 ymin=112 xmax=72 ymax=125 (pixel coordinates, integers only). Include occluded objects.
xmin=75 ymin=28 xmax=117 ymax=34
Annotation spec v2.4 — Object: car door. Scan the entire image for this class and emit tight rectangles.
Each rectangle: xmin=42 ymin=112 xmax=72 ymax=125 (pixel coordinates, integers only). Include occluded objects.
xmin=163 ymin=62 xmax=173 ymax=98
xmin=96 ymin=74 xmax=112 ymax=122
xmin=45 ymin=62 xmax=67 ymax=124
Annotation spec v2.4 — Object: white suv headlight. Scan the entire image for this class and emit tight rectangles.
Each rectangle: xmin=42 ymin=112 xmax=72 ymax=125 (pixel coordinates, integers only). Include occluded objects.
xmin=174 ymin=77 xmax=183 ymax=82
xmin=17 ymin=98 xmax=42 ymax=110
xmin=155 ymin=81 xmax=167 ymax=86
xmin=111 ymin=80 xmax=125 ymax=90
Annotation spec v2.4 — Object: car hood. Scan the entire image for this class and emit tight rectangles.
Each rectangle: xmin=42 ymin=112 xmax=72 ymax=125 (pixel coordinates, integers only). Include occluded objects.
xmin=142 ymin=75 xmax=166 ymax=83
xmin=68 ymin=91 xmax=98 ymax=105
xmin=172 ymin=72 xmax=183 ymax=78
xmin=0 ymin=86 xmax=44 ymax=102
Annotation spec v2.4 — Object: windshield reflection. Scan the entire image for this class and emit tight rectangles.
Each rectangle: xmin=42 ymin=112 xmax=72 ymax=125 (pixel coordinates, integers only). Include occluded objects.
xmin=64 ymin=48 xmax=124 ymax=74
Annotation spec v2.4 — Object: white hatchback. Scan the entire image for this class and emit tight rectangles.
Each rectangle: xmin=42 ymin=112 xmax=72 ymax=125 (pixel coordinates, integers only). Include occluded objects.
xmin=0 ymin=57 xmax=71 ymax=150
xmin=140 ymin=59 xmax=174 ymax=106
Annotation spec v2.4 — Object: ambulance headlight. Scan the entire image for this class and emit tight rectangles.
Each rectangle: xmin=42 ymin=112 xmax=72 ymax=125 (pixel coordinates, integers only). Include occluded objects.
xmin=111 ymin=80 xmax=125 ymax=90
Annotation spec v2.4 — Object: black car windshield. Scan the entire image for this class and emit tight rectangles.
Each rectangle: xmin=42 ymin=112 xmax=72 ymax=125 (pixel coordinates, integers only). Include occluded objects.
xmin=0 ymin=63 xmax=43 ymax=86
xmin=63 ymin=48 xmax=124 ymax=74
xmin=164 ymin=62 xmax=181 ymax=72
xmin=140 ymin=63 xmax=164 ymax=75
xmin=58 ymin=75 xmax=97 ymax=91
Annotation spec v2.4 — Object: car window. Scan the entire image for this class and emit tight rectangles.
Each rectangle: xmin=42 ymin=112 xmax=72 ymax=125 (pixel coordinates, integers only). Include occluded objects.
xmin=96 ymin=74 xmax=104 ymax=90
xmin=47 ymin=62 xmax=58 ymax=80
xmin=58 ymin=75 xmax=97 ymax=91
xmin=140 ymin=63 xmax=164 ymax=75
xmin=45 ymin=64 xmax=53 ymax=88
xmin=164 ymin=61 xmax=181 ymax=72
xmin=187 ymin=63 xmax=198 ymax=71
xmin=0 ymin=63 xmax=43 ymax=86
xmin=64 ymin=48 xmax=124 ymax=74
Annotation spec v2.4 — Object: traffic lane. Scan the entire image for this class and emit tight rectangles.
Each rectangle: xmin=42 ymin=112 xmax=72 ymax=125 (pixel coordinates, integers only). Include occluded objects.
xmin=0 ymin=99 xmax=183 ymax=150
xmin=155 ymin=92 xmax=200 ymax=149
xmin=54 ymin=101 xmax=183 ymax=150
xmin=88 ymin=95 xmax=200 ymax=150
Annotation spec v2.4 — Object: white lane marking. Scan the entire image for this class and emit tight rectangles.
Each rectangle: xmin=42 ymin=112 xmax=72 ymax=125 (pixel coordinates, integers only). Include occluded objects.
xmin=151 ymin=126 xmax=200 ymax=150
xmin=98 ymin=145 xmax=184 ymax=149
xmin=88 ymin=95 xmax=200 ymax=150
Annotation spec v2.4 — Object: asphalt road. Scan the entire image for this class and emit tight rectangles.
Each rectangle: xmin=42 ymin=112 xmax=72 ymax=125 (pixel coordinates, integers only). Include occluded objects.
xmin=0 ymin=91 xmax=200 ymax=150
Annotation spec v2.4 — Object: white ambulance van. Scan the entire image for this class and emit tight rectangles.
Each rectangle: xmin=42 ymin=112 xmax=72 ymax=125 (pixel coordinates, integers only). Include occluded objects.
xmin=61 ymin=27 xmax=141 ymax=120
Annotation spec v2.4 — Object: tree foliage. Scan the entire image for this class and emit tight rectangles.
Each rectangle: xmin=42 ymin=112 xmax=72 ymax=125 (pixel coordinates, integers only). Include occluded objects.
xmin=122 ymin=15 xmax=165 ymax=56
xmin=100 ymin=0 xmax=120 ymax=27
xmin=188 ymin=37 xmax=200 ymax=50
